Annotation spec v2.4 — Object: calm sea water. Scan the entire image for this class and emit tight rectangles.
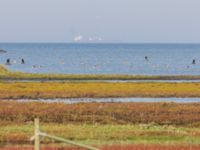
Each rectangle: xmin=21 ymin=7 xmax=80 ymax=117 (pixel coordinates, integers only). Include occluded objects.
xmin=0 ymin=43 xmax=200 ymax=75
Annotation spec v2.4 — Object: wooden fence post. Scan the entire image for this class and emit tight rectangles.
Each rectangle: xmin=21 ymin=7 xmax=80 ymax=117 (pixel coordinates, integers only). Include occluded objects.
xmin=34 ymin=118 xmax=40 ymax=150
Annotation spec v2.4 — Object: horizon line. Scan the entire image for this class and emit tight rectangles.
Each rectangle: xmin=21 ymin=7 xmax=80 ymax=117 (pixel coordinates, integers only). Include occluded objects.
xmin=0 ymin=42 xmax=200 ymax=44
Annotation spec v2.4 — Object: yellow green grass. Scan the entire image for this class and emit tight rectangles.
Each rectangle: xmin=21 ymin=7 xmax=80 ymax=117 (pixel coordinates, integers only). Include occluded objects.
xmin=1 ymin=82 xmax=200 ymax=99
xmin=1 ymin=65 xmax=200 ymax=81
xmin=1 ymin=123 xmax=200 ymax=145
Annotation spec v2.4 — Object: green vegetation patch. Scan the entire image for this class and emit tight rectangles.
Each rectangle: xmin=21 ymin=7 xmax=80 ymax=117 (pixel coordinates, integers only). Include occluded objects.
xmin=1 ymin=124 xmax=200 ymax=145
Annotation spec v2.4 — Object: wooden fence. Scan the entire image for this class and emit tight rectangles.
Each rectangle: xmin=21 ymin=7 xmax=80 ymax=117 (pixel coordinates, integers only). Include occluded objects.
xmin=32 ymin=118 xmax=100 ymax=150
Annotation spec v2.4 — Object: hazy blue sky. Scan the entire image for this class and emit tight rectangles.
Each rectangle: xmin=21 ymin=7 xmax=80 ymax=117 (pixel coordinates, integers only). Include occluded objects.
xmin=0 ymin=0 xmax=199 ymax=43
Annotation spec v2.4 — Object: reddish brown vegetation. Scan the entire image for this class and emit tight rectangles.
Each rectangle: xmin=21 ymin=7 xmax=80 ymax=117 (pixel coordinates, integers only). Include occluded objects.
xmin=1 ymin=145 xmax=200 ymax=150
xmin=103 ymin=145 xmax=200 ymax=150
xmin=1 ymin=101 xmax=200 ymax=125
xmin=0 ymin=147 xmax=84 ymax=150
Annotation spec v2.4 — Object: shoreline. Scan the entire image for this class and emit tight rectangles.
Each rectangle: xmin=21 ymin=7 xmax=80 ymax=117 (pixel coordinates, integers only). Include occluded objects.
xmin=2 ymin=65 xmax=200 ymax=81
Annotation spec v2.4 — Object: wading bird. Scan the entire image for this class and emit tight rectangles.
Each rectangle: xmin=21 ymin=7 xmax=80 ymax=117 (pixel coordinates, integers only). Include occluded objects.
xmin=192 ymin=59 xmax=196 ymax=64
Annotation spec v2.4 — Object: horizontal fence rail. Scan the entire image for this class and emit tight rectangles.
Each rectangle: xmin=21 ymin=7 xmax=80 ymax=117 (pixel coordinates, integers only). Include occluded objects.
xmin=33 ymin=118 xmax=100 ymax=150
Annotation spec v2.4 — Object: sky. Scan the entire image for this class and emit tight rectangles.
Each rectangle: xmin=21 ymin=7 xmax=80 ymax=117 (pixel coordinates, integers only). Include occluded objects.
xmin=0 ymin=0 xmax=199 ymax=43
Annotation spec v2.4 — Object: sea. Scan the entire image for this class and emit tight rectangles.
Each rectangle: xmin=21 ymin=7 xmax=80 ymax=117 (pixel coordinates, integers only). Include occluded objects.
xmin=0 ymin=43 xmax=200 ymax=75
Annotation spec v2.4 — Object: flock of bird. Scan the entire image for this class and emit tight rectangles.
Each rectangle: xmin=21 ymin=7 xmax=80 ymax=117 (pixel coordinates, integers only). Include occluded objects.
xmin=4 ymin=55 xmax=197 ymax=72
xmin=6 ymin=58 xmax=25 ymax=65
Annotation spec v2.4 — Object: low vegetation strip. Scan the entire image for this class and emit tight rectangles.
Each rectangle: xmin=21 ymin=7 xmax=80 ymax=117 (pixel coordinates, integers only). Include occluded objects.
xmin=1 ymin=145 xmax=200 ymax=150
xmin=1 ymin=124 xmax=200 ymax=145
xmin=1 ymin=102 xmax=200 ymax=125
xmin=2 ymin=65 xmax=200 ymax=81
xmin=103 ymin=145 xmax=200 ymax=150
xmin=1 ymin=82 xmax=200 ymax=99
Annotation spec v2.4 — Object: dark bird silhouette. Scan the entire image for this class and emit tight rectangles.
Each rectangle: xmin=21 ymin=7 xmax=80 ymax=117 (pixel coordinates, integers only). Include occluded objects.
xmin=145 ymin=56 xmax=149 ymax=61
xmin=6 ymin=59 xmax=10 ymax=65
xmin=192 ymin=59 xmax=196 ymax=65
xmin=21 ymin=59 xmax=25 ymax=64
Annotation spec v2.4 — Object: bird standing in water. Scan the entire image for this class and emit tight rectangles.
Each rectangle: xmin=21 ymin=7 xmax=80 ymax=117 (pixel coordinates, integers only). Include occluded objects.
xmin=6 ymin=59 xmax=11 ymax=65
xmin=21 ymin=59 xmax=25 ymax=64
xmin=145 ymin=56 xmax=149 ymax=61
xmin=192 ymin=59 xmax=196 ymax=64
